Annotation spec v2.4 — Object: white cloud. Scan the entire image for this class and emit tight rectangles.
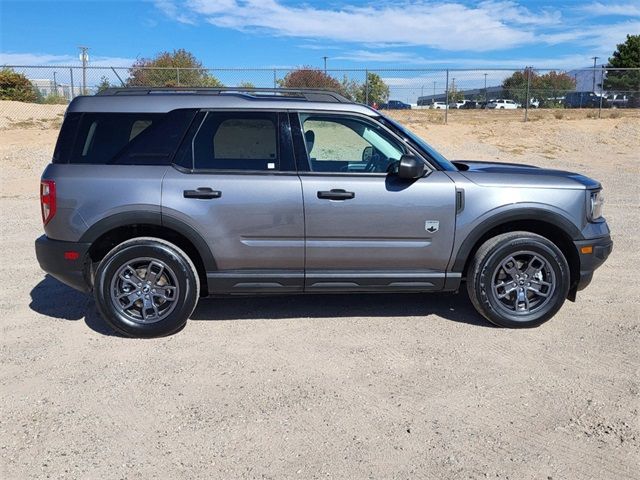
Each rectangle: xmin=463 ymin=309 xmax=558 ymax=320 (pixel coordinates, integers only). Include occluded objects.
xmin=577 ymin=2 xmax=640 ymax=17
xmin=0 ymin=52 xmax=135 ymax=67
xmin=157 ymin=0 xmax=545 ymax=51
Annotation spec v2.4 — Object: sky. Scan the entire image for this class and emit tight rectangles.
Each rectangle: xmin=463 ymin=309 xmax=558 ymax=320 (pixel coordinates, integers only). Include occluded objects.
xmin=1 ymin=0 xmax=638 ymax=69
xmin=0 ymin=1 xmax=637 ymax=102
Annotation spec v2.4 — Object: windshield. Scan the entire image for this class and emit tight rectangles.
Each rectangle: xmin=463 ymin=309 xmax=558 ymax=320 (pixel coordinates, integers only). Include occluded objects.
xmin=378 ymin=115 xmax=458 ymax=171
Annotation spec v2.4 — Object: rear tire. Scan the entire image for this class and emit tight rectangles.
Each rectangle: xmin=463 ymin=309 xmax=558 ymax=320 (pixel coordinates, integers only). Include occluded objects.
xmin=466 ymin=232 xmax=570 ymax=328
xmin=94 ymin=237 xmax=200 ymax=338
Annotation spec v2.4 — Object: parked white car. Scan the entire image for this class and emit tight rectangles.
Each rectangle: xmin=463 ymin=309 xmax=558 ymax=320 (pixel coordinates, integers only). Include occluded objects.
xmin=430 ymin=101 xmax=448 ymax=109
xmin=448 ymin=99 xmax=469 ymax=109
xmin=487 ymin=99 xmax=518 ymax=109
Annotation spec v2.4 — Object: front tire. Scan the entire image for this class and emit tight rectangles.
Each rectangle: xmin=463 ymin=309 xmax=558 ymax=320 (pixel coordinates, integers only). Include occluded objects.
xmin=94 ymin=237 xmax=200 ymax=337
xmin=467 ymin=232 xmax=570 ymax=328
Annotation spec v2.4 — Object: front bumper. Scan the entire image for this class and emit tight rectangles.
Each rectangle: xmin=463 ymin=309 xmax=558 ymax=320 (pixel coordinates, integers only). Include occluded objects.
xmin=35 ymin=235 xmax=92 ymax=293
xmin=573 ymin=234 xmax=613 ymax=291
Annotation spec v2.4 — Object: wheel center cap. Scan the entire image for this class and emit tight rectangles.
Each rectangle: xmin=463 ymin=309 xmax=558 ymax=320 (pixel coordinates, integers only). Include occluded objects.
xmin=143 ymin=286 xmax=150 ymax=293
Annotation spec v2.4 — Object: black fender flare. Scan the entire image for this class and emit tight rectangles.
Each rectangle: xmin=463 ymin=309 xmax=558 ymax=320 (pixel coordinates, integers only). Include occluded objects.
xmin=450 ymin=208 xmax=582 ymax=273
xmin=79 ymin=210 xmax=217 ymax=271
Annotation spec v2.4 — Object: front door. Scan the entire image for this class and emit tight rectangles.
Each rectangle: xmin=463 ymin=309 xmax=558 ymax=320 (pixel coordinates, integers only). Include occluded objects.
xmin=293 ymin=112 xmax=457 ymax=292
xmin=162 ymin=111 xmax=305 ymax=294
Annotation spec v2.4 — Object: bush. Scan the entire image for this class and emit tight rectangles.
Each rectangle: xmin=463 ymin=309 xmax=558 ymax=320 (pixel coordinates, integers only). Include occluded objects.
xmin=0 ymin=68 xmax=38 ymax=102
xmin=42 ymin=94 xmax=68 ymax=105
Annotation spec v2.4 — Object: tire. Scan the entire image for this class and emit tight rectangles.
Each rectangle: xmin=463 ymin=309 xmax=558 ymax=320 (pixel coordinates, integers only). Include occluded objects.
xmin=466 ymin=232 xmax=570 ymax=328
xmin=94 ymin=237 xmax=200 ymax=338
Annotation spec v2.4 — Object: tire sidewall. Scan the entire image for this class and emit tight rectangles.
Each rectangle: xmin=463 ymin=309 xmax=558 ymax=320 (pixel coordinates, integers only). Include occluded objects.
xmin=95 ymin=241 xmax=198 ymax=337
xmin=476 ymin=236 xmax=570 ymax=328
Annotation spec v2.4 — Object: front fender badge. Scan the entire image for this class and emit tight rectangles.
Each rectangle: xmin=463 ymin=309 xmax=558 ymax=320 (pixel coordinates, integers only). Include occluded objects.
xmin=425 ymin=220 xmax=439 ymax=233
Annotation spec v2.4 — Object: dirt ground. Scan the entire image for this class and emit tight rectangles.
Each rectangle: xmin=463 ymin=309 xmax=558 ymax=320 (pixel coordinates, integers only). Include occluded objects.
xmin=0 ymin=103 xmax=638 ymax=479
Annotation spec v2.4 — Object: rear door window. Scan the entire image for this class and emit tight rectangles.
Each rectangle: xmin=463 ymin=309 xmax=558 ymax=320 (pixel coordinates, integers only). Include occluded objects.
xmin=192 ymin=112 xmax=280 ymax=171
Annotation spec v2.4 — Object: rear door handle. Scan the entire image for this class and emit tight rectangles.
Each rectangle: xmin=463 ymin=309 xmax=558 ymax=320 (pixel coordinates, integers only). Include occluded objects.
xmin=317 ymin=189 xmax=355 ymax=200
xmin=183 ymin=187 xmax=222 ymax=199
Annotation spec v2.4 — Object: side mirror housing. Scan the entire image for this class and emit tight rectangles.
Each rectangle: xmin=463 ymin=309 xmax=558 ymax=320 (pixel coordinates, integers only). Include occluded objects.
xmin=397 ymin=154 xmax=425 ymax=179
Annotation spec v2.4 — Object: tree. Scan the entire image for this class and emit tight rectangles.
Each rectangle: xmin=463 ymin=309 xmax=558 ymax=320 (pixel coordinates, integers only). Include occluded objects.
xmin=0 ymin=68 xmax=38 ymax=102
xmin=446 ymin=85 xmax=464 ymax=103
xmin=534 ymin=71 xmax=575 ymax=107
xmin=502 ymin=69 xmax=575 ymax=106
xmin=96 ymin=76 xmax=111 ymax=93
xmin=604 ymin=34 xmax=640 ymax=95
xmin=127 ymin=49 xmax=222 ymax=87
xmin=354 ymin=72 xmax=390 ymax=106
xmin=279 ymin=67 xmax=343 ymax=91
xmin=236 ymin=81 xmax=255 ymax=89
xmin=502 ymin=69 xmax=534 ymax=104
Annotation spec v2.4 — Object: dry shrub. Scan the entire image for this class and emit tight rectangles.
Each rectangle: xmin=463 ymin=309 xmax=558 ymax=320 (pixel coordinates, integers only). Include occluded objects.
xmin=553 ymin=111 xmax=564 ymax=119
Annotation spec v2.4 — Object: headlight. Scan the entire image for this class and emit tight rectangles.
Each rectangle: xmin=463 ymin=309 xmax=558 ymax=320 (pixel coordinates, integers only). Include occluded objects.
xmin=589 ymin=190 xmax=604 ymax=221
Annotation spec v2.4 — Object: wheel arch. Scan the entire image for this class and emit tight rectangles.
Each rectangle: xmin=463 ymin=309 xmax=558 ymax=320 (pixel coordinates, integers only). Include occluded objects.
xmin=80 ymin=212 xmax=216 ymax=295
xmin=452 ymin=209 xmax=581 ymax=299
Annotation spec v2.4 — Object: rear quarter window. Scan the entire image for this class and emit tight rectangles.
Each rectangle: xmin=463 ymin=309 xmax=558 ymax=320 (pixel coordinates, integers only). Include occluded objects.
xmin=53 ymin=110 xmax=197 ymax=165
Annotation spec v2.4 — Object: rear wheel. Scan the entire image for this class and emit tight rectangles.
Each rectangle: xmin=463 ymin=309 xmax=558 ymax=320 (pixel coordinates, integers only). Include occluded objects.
xmin=94 ymin=237 xmax=200 ymax=337
xmin=467 ymin=232 xmax=570 ymax=328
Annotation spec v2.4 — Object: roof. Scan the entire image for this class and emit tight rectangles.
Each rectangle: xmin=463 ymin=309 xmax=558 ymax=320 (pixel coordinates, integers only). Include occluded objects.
xmin=67 ymin=87 xmax=378 ymax=116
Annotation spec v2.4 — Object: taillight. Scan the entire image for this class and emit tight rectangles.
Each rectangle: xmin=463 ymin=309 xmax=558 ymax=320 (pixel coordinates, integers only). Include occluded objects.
xmin=40 ymin=180 xmax=56 ymax=225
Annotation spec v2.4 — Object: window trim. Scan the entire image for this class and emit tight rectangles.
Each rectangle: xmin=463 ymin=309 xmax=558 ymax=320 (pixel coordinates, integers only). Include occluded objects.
xmin=290 ymin=110 xmax=434 ymax=177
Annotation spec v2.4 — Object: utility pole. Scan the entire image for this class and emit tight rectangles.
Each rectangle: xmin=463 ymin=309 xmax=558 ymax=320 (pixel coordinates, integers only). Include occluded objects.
xmin=591 ymin=56 xmax=599 ymax=92
xmin=53 ymin=71 xmax=57 ymax=96
xmin=323 ymin=56 xmax=328 ymax=73
xmin=484 ymin=73 xmax=488 ymax=102
xmin=78 ymin=46 xmax=89 ymax=94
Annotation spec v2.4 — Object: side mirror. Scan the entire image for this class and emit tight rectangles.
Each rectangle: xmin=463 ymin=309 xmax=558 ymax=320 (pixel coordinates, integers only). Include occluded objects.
xmin=397 ymin=154 xmax=425 ymax=179
xmin=362 ymin=146 xmax=373 ymax=162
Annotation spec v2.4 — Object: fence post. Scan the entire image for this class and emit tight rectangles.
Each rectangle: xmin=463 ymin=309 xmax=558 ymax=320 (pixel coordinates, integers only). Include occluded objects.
xmin=445 ymin=69 xmax=449 ymax=125
xmin=598 ymin=66 xmax=604 ymax=119
xmin=273 ymin=69 xmax=277 ymax=88
xmin=524 ymin=66 xmax=530 ymax=122
xmin=69 ymin=67 xmax=75 ymax=99
xmin=176 ymin=68 xmax=180 ymax=86
xmin=365 ymin=69 xmax=369 ymax=105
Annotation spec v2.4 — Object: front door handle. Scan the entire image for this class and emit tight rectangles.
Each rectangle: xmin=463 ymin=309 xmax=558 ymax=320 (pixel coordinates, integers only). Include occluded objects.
xmin=317 ymin=189 xmax=355 ymax=200
xmin=183 ymin=187 xmax=222 ymax=199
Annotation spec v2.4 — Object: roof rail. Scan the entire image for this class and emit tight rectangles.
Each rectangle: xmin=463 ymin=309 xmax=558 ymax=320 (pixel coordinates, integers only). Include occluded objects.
xmin=96 ymin=87 xmax=352 ymax=103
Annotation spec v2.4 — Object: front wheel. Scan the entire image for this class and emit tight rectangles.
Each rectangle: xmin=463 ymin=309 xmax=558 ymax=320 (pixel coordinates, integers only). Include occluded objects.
xmin=94 ymin=237 xmax=200 ymax=337
xmin=467 ymin=232 xmax=570 ymax=328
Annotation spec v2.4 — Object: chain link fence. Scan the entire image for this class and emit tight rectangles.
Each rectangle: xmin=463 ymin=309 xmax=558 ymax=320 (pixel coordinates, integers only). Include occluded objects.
xmin=1 ymin=65 xmax=639 ymax=126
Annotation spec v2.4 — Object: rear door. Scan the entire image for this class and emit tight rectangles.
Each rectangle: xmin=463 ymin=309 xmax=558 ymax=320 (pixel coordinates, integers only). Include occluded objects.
xmin=162 ymin=111 xmax=305 ymax=294
xmin=292 ymin=112 xmax=457 ymax=292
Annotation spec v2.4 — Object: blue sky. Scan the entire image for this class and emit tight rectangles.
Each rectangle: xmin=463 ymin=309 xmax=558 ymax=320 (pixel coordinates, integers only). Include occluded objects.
xmin=1 ymin=0 xmax=639 ymax=70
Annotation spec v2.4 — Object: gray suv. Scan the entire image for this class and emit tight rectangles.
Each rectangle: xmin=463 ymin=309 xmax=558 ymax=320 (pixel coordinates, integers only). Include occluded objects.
xmin=35 ymin=88 xmax=612 ymax=337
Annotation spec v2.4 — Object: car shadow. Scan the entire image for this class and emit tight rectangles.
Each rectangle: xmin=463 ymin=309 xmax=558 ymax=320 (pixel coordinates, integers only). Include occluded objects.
xmin=29 ymin=275 xmax=493 ymax=336
xmin=29 ymin=275 xmax=122 ymax=336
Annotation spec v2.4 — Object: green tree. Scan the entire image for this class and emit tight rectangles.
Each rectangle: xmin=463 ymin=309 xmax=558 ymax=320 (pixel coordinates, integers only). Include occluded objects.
xmin=502 ymin=69 xmax=533 ymax=104
xmin=603 ymin=34 xmax=640 ymax=95
xmin=96 ymin=76 xmax=111 ymax=93
xmin=446 ymin=85 xmax=464 ymax=103
xmin=354 ymin=72 xmax=390 ymax=106
xmin=236 ymin=81 xmax=255 ymax=89
xmin=0 ymin=68 xmax=38 ymax=102
xmin=127 ymin=49 xmax=222 ymax=87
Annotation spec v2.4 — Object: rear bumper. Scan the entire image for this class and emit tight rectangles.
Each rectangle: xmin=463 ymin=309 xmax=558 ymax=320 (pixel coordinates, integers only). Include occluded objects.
xmin=35 ymin=235 xmax=92 ymax=293
xmin=573 ymin=235 xmax=613 ymax=291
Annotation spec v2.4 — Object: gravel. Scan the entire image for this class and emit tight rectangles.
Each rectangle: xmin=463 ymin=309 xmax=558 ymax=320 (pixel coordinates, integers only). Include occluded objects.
xmin=1 ymin=109 xmax=638 ymax=479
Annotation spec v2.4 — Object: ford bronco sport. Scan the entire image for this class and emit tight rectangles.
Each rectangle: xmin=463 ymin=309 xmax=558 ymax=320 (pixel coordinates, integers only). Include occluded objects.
xmin=35 ymin=87 xmax=612 ymax=337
